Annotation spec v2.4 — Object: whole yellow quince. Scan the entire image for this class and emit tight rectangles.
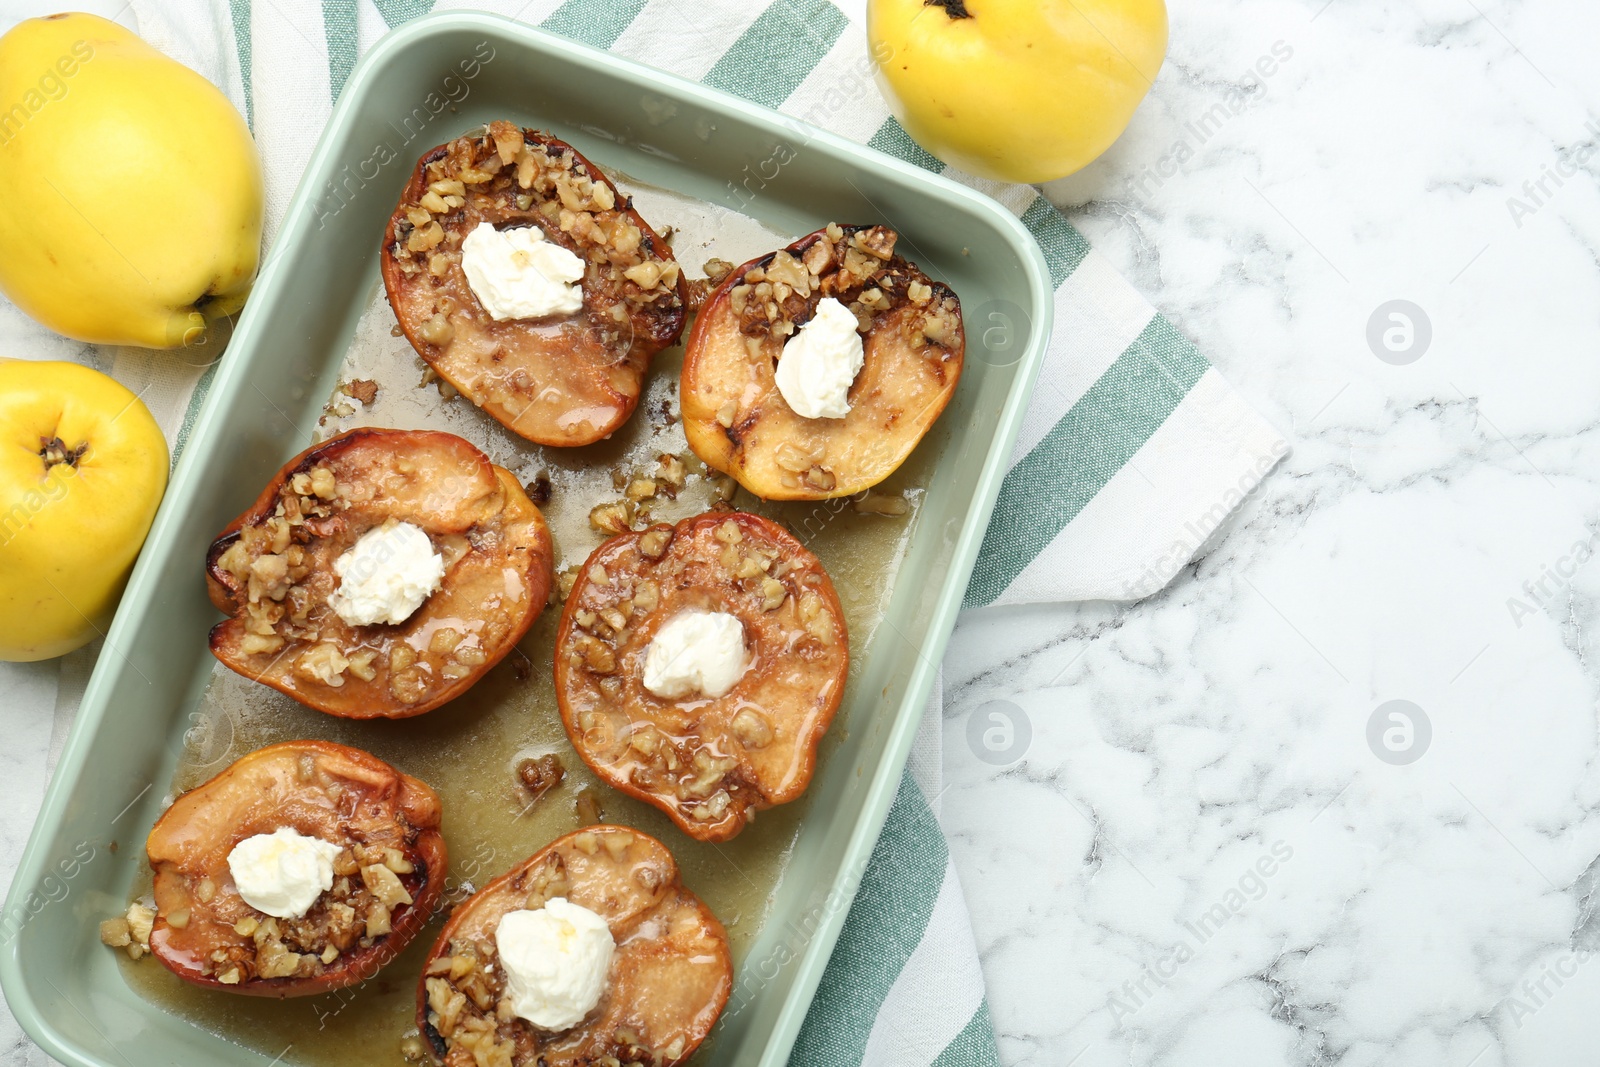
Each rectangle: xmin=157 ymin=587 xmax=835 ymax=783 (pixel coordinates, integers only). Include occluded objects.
xmin=0 ymin=13 xmax=263 ymax=348
xmin=868 ymin=0 xmax=1168 ymax=183
xmin=0 ymin=360 xmax=168 ymax=661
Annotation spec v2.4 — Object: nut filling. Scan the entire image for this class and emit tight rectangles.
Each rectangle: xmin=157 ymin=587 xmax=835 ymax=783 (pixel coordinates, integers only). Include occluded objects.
xmin=143 ymin=741 xmax=447 ymax=997
xmin=381 ymin=121 xmax=689 ymax=447
xmin=680 ymin=222 xmax=965 ymax=500
xmin=554 ymin=512 xmax=849 ymax=842
xmin=205 ymin=428 xmax=554 ymax=719
xmin=419 ymin=826 xmax=731 ymax=1067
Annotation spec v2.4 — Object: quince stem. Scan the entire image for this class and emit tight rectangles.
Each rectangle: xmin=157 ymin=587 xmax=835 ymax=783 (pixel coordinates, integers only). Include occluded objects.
xmin=39 ymin=435 xmax=88 ymax=472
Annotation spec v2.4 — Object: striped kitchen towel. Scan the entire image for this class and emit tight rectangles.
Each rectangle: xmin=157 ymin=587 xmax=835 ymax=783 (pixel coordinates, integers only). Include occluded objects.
xmin=8 ymin=0 xmax=1289 ymax=1063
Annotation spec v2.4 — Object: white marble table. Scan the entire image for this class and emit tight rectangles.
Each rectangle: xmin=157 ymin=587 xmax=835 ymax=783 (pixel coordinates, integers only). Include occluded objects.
xmin=945 ymin=2 xmax=1600 ymax=1064
xmin=5 ymin=1 xmax=1600 ymax=1065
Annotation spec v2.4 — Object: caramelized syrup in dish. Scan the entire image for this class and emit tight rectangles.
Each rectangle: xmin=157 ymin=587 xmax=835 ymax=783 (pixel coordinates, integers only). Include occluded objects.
xmin=123 ymin=174 xmax=934 ymax=1065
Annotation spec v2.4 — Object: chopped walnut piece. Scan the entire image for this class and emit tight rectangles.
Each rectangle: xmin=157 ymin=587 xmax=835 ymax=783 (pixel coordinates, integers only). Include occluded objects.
xmin=99 ymin=917 xmax=131 ymax=948
xmin=308 ymin=467 xmax=337 ymax=499
xmin=577 ymin=635 xmax=616 ymax=674
xmin=361 ymin=863 xmax=414 ymax=909
xmin=804 ymin=466 xmax=837 ymax=492
xmin=802 ymin=238 xmax=834 ymax=276
xmin=574 ymin=786 xmax=605 ymax=825
xmin=417 ymin=313 xmax=453 ymax=347
xmin=765 ymin=250 xmax=812 ymax=295
xmin=633 ymin=580 xmax=659 ymax=612
xmin=428 ymin=627 xmax=464 ymax=656
xmin=365 ymin=901 xmax=393 ymax=939
xmin=853 ymin=490 xmax=911 ymax=516
xmin=556 ymin=567 xmax=579 ymax=601
xmin=239 ymin=633 xmax=285 ymax=656
xmin=407 ymin=221 xmax=445 ymax=252
xmin=347 ymin=649 xmax=379 ymax=682
xmin=517 ymin=753 xmax=566 ymax=802
xmin=851 ymin=225 xmax=897 ymax=260
xmin=656 ymin=453 xmax=687 ymax=493
xmin=343 ymin=379 xmax=379 ymax=405
xmin=126 ymin=902 xmax=155 ymax=947
xmin=296 ymin=643 xmax=349 ymax=687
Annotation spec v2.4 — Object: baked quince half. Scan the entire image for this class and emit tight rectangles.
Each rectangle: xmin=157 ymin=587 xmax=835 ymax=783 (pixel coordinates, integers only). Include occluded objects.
xmin=145 ymin=740 xmax=446 ymax=997
xmin=381 ymin=121 xmax=688 ymax=446
xmin=681 ymin=223 xmax=964 ymax=500
xmin=555 ymin=511 xmax=848 ymax=841
xmin=418 ymin=825 xmax=731 ymax=1067
xmin=205 ymin=428 xmax=553 ymax=718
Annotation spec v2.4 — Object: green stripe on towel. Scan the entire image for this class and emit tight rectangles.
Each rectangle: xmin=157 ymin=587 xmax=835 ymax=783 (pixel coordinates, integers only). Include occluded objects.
xmin=226 ymin=0 xmax=253 ymax=128
xmin=540 ymin=0 xmax=652 ymax=50
xmin=1022 ymin=196 xmax=1091 ymax=287
xmin=173 ymin=360 xmax=220 ymax=465
xmin=931 ymin=1000 xmax=1003 ymax=1067
xmin=867 ymin=116 xmax=943 ymax=172
xmin=372 ymin=0 xmax=435 ymax=27
xmin=702 ymin=0 xmax=850 ymax=110
xmin=321 ymin=0 xmax=358 ymax=101
xmin=965 ymin=315 xmax=1210 ymax=607
xmin=789 ymin=771 xmax=949 ymax=1066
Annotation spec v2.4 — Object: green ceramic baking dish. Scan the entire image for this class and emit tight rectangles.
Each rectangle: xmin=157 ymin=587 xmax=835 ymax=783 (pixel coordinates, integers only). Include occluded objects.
xmin=0 ymin=11 xmax=1050 ymax=1067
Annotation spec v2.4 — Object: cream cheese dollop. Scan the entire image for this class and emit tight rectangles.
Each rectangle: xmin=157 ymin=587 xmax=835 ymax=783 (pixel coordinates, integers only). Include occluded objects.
xmin=226 ymin=827 xmax=342 ymax=920
xmin=773 ymin=296 xmax=865 ymax=419
xmin=641 ymin=610 xmax=748 ymax=700
xmin=328 ymin=519 xmax=445 ymax=627
xmin=460 ymin=221 xmax=585 ymax=320
xmin=496 ymin=898 xmax=615 ymax=1031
